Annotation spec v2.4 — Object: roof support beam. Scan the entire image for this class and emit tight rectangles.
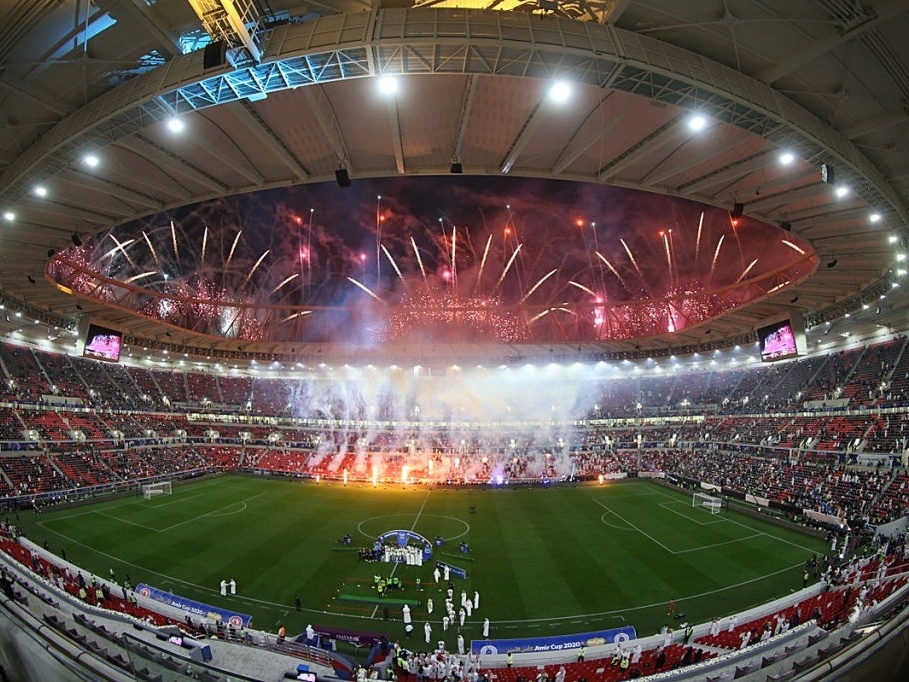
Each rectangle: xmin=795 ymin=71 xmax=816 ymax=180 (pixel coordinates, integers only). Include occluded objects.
xmin=785 ymin=206 xmax=876 ymax=226
xmin=745 ymin=182 xmax=837 ymax=214
xmin=387 ymin=95 xmax=406 ymax=175
xmin=451 ymin=75 xmax=479 ymax=166
xmin=552 ymin=92 xmax=634 ymax=175
xmin=642 ymin=136 xmax=736 ymax=188
xmin=301 ymin=86 xmax=351 ymax=168
xmin=757 ymin=0 xmax=908 ymax=84
xmin=596 ymin=118 xmax=681 ymax=182
xmin=842 ymin=111 xmax=909 ymax=139
xmin=130 ymin=134 xmax=230 ymax=194
xmin=105 ymin=0 xmax=183 ymax=57
xmin=103 ymin=153 xmax=195 ymax=204
xmin=0 ymin=76 xmax=73 ymax=118
xmin=59 ymin=170 xmax=164 ymax=213
xmin=711 ymin=167 xmax=819 ymax=209
xmin=500 ymin=97 xmax=547 ymax=175
xmin=679 ymin=152 xmax=775 ymax=195
xmin=232 ymin=102 xmax=310 ymax=182
xmin=26 ymin=200 xmax=123 ymax=226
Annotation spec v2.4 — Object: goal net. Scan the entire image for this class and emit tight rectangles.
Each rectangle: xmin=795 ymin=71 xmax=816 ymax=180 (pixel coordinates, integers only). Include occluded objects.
xmin=142 ymin=481 xmax=172 ymax=500
xmin=692 ymin=491 xmax=723 ymax=514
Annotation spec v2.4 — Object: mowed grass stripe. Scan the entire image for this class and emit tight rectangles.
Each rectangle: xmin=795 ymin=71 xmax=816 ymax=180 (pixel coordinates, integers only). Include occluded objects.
xmin=24 ymin=476 xmax=827 ymax=641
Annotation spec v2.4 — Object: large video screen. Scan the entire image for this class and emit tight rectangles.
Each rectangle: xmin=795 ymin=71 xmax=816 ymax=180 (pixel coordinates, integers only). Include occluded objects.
xmin=757 ymin=319 xmax=798 ymax=362
xmin=82 ymin=323 xmax=123 ymax=362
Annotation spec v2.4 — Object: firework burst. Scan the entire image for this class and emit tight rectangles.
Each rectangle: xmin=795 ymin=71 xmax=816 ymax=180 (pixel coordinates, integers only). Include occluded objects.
xmin=45 ymin=178 xmax=819 ymax=346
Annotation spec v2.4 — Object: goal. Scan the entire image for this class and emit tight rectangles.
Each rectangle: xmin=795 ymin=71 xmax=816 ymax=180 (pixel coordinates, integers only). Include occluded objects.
xmin=142 ymin=481 xmax=172 ymax=500
xmin=692 ymin=491 xmax=723 ymax=514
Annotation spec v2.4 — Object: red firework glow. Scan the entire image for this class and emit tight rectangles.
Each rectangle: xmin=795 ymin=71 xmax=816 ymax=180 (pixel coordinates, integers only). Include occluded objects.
xmin=44 ymin=178 xmax=818 ymax=346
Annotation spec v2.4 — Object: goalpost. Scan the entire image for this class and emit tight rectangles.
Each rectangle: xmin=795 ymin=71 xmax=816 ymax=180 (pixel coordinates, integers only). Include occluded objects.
xmin=142 ymin=481 xmax=172 ymax=500
xmin=692 ymin=491 xmax=723 ymax=514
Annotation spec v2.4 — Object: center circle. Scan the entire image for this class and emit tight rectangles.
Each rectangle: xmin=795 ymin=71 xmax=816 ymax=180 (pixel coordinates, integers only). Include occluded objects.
xmin=356 ymin=514 xmax=471 ymax=542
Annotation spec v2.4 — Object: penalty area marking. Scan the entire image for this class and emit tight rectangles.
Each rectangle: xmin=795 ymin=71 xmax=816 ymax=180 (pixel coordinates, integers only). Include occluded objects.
xmin=599 ymin=511 xmax=636 ymax=532
xmin=649 ymin=485 xmax=822 ymax=555
xmin=142 ymin=492 xmax=207 ymax=510
xmin=594 ymin=486 xmax=807 ymax=555
xmin=93 ymin=511 xmax=160 ymax=533
xmin=156 ymin=491 xmax=266 ymax=532
xmin=592 ymin=498 xmax=675 ymax=554
xmin=32 ymin=492 xmax=206 ymax=524
xmin=596 ymin=497 xmax=773 ymax=556
xmin=205 ymin=501 xmax=249 ymax=518
xmin=594 ymin=500 xmax=780 ymax=556
xmin=673 ymin=532 xmax=766 ymax=555
xmin=659 ymin=501 xmax=727 ymax=526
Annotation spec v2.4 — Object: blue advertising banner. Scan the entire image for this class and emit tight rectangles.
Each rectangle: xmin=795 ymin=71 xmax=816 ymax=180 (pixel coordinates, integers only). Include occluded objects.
xmin=436 ymin=560 xmax=468 ymax=580
xmin=470 ymin=626 xmax=637 ymax=655
xmin=136 ymin=583 xmax=252 ymax=628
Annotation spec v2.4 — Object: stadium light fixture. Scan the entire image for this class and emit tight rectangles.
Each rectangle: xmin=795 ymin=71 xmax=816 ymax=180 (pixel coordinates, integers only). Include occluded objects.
xmin=548 ymin=80 xmax=571 ymax=103
xmin=834 ymin=185 xmax=849 ymax=198
xmin=83 ymin=154 xmax=99 ymax=168
xmin=687 ymin=113 xmax=707 ymax=132
xmin=779 ymin=151 xmax=795 ymax=165
xmin=378 ymin=76 xmax=399 ymax=96
xmin=33 ymin=185 xmax=48 ymax=197
xmin=167 ymin=117 xmax=185 ymax=133
xmin=869 ymin=212 xmax=882 ymax=223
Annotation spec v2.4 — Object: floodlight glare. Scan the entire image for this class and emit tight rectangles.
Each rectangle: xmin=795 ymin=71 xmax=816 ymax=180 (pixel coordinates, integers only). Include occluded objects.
xmin=834 ymin=185 xmax=849 ymax=198
xmin=83 ymin=154 xmax=99 ymax=168
xmin=779 ymin=151 xmax=795 ymax=165
xmin=33 ymin=185 xmax=48 ymax=198
xmin=548 ymin=80 xmax=571 ymax=103
xmin=687 ymin=113 xmax=707 ymax=131
xmin=869 ymin=212 xmax=882 ymax=223
xmin=167 ymin=117 xmax=185 ymax=133
xmin=378 ymin=76 xmax=399 ymax=95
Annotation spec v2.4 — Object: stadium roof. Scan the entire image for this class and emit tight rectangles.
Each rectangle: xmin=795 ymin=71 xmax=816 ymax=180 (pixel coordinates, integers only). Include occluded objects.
xmin=1 ymin=0 xmax=908 ymax=363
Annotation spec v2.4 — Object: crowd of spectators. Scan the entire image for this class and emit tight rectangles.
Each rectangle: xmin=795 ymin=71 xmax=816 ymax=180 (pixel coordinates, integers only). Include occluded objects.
xmin=2 ymin=338 xmax=909 ymax=532
xmin=7 ymin=334 xmax=909 ymax=681
xmin=1 ymin=337 xmax=908 ymax=416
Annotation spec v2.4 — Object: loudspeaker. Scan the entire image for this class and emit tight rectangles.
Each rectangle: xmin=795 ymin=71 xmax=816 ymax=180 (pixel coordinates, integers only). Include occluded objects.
xmin=71 ymin=234 xmax=82 ymax=246
xmin=203 ymin=40 xmax=226 ymax=69
xmin=731 ymin=202 xmax=744 ymax=218
xmin=450 ymin=162 xmax=463 ymax=174
xmin=335 ymin=168 xmax=351 ymax=188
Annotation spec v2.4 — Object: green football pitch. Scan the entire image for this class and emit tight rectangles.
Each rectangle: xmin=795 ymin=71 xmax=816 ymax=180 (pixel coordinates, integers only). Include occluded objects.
xmin=20 ymin=475 xmax=828 ymax=647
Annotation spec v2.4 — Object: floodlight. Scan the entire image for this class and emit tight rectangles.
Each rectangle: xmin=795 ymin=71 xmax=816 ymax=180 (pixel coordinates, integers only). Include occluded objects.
xmin=548 ymin=80 xmax=571 ymax=103
xmin=687 ymin=113 xmax=707 ymax=131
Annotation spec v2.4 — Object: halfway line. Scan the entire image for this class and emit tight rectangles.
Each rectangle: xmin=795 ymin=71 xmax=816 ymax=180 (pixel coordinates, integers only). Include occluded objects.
xmin=370 ymin=488 xmax=432 ymax=620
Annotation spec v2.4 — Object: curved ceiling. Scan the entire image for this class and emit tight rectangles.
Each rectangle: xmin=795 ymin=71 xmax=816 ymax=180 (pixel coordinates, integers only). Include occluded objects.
xmin=1 ymin=0 xmax=908 ymax=362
